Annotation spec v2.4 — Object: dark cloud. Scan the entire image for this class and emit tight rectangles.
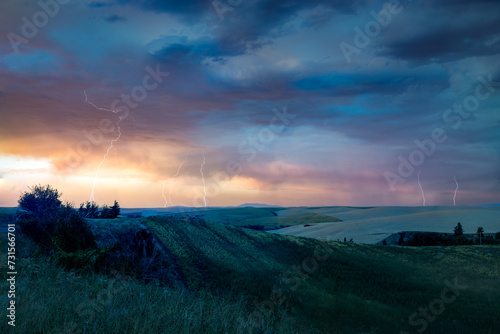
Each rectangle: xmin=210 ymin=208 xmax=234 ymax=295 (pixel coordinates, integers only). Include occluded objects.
xmin=116 ymin=0 xmax=360 ymax=17
xmin=383 ymin=19 xmax=500 ymax=63
xmin=116 ymin=0 xmax=211 ymax=18
xmin=300 ymin=7 xmax=335 ymax=30
xmin=103 ymin=14 xmax=127 ymax=22
xmin=88 ymin=2 xmax=114 ymax=8
xmin=433 ymin=0 xmax=500 ymax=6
xmin=1 ymin=0 xmax=499 ymax=205
xmin=118 ymin=0 xmax=365 ymax=55
xmin=148 ymin=36 xmax=236 ymax=63
xmin=211 ymin=0 xmax=365 ymax=55
xmin=293 ymin=70 xmax=449 ymax=98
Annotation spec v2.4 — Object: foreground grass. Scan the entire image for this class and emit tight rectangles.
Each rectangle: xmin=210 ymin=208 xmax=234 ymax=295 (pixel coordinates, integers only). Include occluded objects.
xmin=0 ymin=212 xmax=499 ymax=333
xmin=146 ymin=216 xmax=500 ymax=333
xmin=0 ymin=235 xmax=307 ymax=334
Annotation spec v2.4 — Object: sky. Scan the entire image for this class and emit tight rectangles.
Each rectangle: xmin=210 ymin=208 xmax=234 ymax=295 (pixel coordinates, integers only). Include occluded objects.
xmin=0 ymin=0 xmax=499 ymax=208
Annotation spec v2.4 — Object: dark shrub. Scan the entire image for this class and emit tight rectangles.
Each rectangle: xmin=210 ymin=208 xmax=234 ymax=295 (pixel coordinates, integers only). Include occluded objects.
xmin=17 ymin=211 xmax=56 ymax=250
xmin=99 ymin=227 xmax=179 ymax=283
xmin=17 ymin=185 xmax=63 ymax=248
xmin=17 ymin=185 xmax=98 ymax=262
xmin=100 ymin=204 xmax=114 ymax=219
xmin=18 ymin=184 xmax=62 ymax=219
xmin=111 ymin=200 xmax=120 ymax=218
xmin=79 ymin=201 xmax=100 ymax=218
xmin=54 ymin=204 xmax=97 ymax=253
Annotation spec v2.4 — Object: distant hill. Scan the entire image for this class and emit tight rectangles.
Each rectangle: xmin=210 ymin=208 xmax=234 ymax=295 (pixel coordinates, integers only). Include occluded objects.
xmin=236 ymin=203 xmax=282 ymax=208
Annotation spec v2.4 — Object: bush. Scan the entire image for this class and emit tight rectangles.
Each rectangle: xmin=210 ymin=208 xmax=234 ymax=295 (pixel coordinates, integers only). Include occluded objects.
xmin=17 ymin=185 xmax=63 ymax=249
xmin=18 ymin=184 xmax=62 ymax=219
xmin=55 ymin=246 xmax=108 ymax=271
xmin=53 ymin=204 xmax=97 ymax=253
xmin=17 ymin=185 xmax=98 ymax=262
xmin=17 ymin=211 xmax=56 ymax=250
xmin=403 ymin=232 xmax=474 ymax=246
xmin=79 ymin=200 xmax=120 ymax=219
xmin=452 ymin=234 xmax=473 ymax=245
xmin=79 ymin=201 xmax=100 ymax=218
xmin=100 ymin=204 xmax=114 ymax=219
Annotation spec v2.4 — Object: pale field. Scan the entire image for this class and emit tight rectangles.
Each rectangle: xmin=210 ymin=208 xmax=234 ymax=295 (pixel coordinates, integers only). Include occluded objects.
xmin=271 ymin=206 xmax=500 ymax=244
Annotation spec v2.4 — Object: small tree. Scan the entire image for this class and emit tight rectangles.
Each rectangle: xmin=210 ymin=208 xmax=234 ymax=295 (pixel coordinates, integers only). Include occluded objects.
xmin=18 ymin=185 xmax=62 ymax=247
xmin=111 ymin=200 xmax=120 ymax=218
xmin=477 ymin=227 xmax=484 ymax=245
xmin=454 ymin=222 xmax=464 ymax=236
xmin=398 ymin=234 xmax=405 ymax=246
xmin=17 ymin=185 xmax=96 ymax=255
xmin=18 ymin=184 xmax=61 ymax=219
xmin=100 ymin=205 xmax=114 ymax=219
xmin=79 ymin=201 xmax=100 ymax=218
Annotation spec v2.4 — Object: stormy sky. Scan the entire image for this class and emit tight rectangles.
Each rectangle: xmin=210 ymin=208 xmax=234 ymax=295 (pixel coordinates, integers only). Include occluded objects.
xmin=0 ymin=0 xmax=499 ymax=207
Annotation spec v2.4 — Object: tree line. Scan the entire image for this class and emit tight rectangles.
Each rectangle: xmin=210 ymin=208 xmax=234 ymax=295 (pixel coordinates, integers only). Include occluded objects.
xmin=78 ymin=200 xmax=120 ymax=219
xmin=397 ymin=222 xmax=500 ymax=246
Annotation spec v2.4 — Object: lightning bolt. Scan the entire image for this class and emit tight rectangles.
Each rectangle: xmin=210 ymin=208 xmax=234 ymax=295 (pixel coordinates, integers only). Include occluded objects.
xmin=84 ymin=91 xmax=124 ymax=203
xmin=200 ymin=151 xmax=207 ymax=208
xmin=161 ymin=157 xmax=186 ymax=207
xmin=453 ymin=175 xmax=459 ymax=206
xmin=417 ymin=169 xmax=426 ymax=206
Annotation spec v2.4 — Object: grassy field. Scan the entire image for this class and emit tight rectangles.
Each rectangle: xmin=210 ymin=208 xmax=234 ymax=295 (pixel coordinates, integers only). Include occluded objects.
xmin=167 ymin=207 xmax=342 ymax=228
xmin=0 ymin=210 xmax=499 ymax=333
xmin=0 ymin=208 xmax=16 ymax=232
xmin=272 ymin=206 xmax=500 ymax=244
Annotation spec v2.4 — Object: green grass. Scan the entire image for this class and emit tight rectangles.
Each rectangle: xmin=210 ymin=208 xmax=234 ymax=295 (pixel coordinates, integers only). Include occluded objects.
xmin=1 ymin=211 xmax=499 ymax=333
xmin=0 ymin=208 xmax=16 ymax=226
xmin=144 ymin=216 xmax=500 ymax=333
xmin=0 ymin=208 xmax=18 ymax=215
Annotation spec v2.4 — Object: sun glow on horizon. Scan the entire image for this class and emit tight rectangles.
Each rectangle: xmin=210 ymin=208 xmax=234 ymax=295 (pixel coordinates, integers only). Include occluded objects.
xmin=0 ymin=155 xmax=53 ymax=174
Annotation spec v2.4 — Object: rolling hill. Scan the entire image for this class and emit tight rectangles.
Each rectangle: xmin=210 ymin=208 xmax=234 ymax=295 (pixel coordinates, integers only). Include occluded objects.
xmin=2 ymin=207 xmax=500 ymax=333
xmin=271 ymin=206 xmax=500 ymax=244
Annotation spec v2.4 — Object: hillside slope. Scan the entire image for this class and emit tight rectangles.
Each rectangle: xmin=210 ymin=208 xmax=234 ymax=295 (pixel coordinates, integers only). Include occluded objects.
xmin=2 ymin=212 xmax=499 ymax=333
xmin=144 ymin=216 xmax=500 ymax=333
